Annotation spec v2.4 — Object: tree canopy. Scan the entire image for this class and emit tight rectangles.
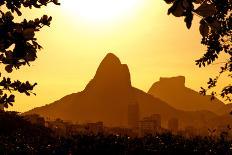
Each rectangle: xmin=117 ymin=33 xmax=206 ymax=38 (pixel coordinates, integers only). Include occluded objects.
xmin=0 ymin=0 xmax=60 ymax=108
xmin=164 ymin=0 xmax=232 ymax=101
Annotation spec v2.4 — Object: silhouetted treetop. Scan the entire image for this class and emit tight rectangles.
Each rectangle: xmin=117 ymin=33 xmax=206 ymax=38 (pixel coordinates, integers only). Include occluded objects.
xmin=164 ymin=0 xmax=232 ymax=101
xmin=0 ymin=0 xmax=60 ymax=108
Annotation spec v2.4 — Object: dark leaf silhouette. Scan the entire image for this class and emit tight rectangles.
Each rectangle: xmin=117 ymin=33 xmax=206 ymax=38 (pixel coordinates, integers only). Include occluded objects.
xmin=0 ymin=0 xmax=60 ymax=108
xmin=165 ymin=0 xmax=232 ymax=101
xmin=168 ymin=0 xmax=185 ymax=17
xmin=184 ymin=11 xmax=193 ymax=29
xmin=195 ymin=2 xmax=217 ymax=17
xmin=199 ymin=20 xmax=209 ymax=37
xmin=164 ymin=0 xmax=175 ymax=4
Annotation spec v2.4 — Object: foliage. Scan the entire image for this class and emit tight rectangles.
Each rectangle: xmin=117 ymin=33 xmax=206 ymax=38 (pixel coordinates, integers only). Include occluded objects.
xmin=0 ymin=111 xmax=56 ymax=154
xmin=0 ymin=0 xmax=60 ymax=108
xmin=164 ymin=0 xmax=232 ymax=101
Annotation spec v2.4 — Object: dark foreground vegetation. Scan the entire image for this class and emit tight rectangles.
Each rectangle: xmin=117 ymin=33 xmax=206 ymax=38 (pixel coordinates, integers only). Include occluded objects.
xmin=0 ymin=112 xmax=232 ymax=155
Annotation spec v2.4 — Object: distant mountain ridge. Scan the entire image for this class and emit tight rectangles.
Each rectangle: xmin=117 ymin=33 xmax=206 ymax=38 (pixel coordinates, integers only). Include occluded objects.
xmin=148 ymin=76 xmax=229 ymax=115
xmin=25 ymin=53 xmax=232 ymax=129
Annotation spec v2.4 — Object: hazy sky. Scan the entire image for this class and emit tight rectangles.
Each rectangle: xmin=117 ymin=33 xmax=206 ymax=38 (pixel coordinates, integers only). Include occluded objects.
xmin=6 ymin=0 xmax=225 ymax=112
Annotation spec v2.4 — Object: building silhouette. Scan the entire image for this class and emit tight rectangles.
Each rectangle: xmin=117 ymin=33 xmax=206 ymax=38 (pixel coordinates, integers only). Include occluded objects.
xmin=128 ymin=103 xmax=139 ymax=129
xmin=168 ymin=118 xmax=179 ymax=132
xmin=139 ymin=114 xmax=161 ymax=136
xmin=24 ymin=114 xmax=45 ymax=126
xmin=85 ymin=122 xmax=104 ymax=133
xmin=150 ymin=114 xmax=161 ymax=128
xmin=184 ymin=126 xmax=198 ymax=137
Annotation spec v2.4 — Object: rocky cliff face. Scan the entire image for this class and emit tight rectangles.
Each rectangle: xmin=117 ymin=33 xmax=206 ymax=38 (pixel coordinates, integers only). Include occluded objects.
xmin=148 ymin=76 xmax=228 ymax=115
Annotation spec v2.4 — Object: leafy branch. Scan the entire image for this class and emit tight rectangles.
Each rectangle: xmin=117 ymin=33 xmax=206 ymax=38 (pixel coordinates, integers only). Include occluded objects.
xmin=0 ymin=0 xmax=60 ymax=108
xmin=164 ymin=0 xmax=232 ymax=101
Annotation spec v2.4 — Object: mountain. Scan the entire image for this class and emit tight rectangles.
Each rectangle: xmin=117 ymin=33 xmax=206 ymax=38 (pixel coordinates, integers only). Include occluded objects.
xmin=148 ymin=76 xmax=229 ymax=115
xmin=25 ymin=53 xmax=231 ymax=129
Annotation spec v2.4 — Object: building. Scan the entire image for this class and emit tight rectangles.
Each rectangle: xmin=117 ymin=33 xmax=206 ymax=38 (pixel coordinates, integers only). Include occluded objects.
xmin=139 ymin=114 xmax=161 ymax=136
xmin=66 ymin=124 xmax=87 ymax=135
xmin=150 ymin=114 xmax=161 ymax=128
xmin=128 ymin=103 xmax=139 ymax=129
xmin=23 ymin=114 xmax=45 ymax=126
xmin=85 ymin=122 xmax=104 ymax=133
xmin=46 ymin=119 xmax=104 ymax=136
xmin=168 ymin=118 xmax=179 ymax=132
xmin=47 ymin=119 xmax=70 ymax=136
xmin=105 ymin=127 xmax=135 ymax=137
xmin=184 ymin=126 xmax=198 ymax=137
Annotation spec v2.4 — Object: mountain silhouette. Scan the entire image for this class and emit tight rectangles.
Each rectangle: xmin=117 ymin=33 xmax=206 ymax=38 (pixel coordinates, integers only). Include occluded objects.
xmin=148 ymin=76 xmax=229 ymax=115
xmin=25 ymin=53 xmax=232 ymax=128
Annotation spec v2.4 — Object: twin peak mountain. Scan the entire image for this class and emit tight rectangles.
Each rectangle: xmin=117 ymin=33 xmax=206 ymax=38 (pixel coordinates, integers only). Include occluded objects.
xmin=26 ymin=53 xmax=232 ymax=128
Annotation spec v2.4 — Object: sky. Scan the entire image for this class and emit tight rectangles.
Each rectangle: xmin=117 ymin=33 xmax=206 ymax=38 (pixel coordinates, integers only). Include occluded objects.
xmin=6 ymin=0 xmax=227 ymax=112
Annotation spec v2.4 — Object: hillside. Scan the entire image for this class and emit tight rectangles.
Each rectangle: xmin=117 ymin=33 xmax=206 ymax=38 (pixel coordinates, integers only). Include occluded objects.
xmin=25 ymin=53 xmax=231 ymax=128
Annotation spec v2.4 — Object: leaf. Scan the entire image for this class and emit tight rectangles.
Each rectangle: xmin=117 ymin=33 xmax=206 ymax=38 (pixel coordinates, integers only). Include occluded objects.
xmin=15 ymin=8 xmax=22 ymax=16
xmin=39 ymin=0 xmax=50 ymax=5
xmin=199 ymin=20 xmax=209 ymax=37
xmin=25 ymin=52 xmax=37 ymax=61
xmin=193 ymin=0 xmax=204 ymax=4
xmin=164 ymin=0 xmax=175 ymax=4
xmin=5 ymin=65 xmax=13 ymax=73
xmin=42 ymin=15 xmax=48 ymax=20
xmin=209 ymin=20 xmax=220 ymax=31
xmin=185 ymin=12 xmax=193 ymax=29
xmin=195 ymin=3 xmax=217 ymax=17
xmin=172 ymin=1 xmax=185 ymax=17
xmin=182 ymin=0 xmax=191 ymax=9
xmin=23 ymin=28 xmax=35 ymax=40
xmin=4 ymin=103 xmax=8 ymax=108
xmin=8 ymin=95 xmax=15 ymax=103
xmin=53 ymin=0 xmax=61 ymax=5
xmin=5 ymin=12 xmax=14 ymax=21
xmin=25 ymin=91 xmax=30 ymax=96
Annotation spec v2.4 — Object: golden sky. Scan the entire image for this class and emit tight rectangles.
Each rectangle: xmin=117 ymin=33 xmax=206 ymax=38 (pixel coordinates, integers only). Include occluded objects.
xmin=6 ymin=0 xmax=227 ymax=112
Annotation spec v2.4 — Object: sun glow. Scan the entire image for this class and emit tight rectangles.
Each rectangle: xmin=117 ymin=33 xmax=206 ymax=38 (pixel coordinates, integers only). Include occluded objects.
xmin=61 ymin=0 xmax=142 ymax=23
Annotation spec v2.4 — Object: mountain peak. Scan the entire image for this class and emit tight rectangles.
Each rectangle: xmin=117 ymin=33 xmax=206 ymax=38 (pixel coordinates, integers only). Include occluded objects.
xmin=95 ymin=53 xmax=126 ymax=77
xmin=84 ymin=53 xmax=131 ymax=92
xmin=104 ymin=53 xmax=120 ymax=60
xmin=101 ymin=53 xmax=121 ymax=65
xmin=159 ymin=76 xmax=185 ymax=87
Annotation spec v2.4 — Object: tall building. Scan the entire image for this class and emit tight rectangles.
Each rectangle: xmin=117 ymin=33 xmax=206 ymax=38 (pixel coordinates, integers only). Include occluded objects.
xmin=150 ymin=114 xmax=161 ymax=128
xmin=168 ymin=118 xmax=179 ymax=132
xmin=139 ymin=114 xmax=161 ymax=136
xmin=128 ymin=103 xmax=139 ymax=129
